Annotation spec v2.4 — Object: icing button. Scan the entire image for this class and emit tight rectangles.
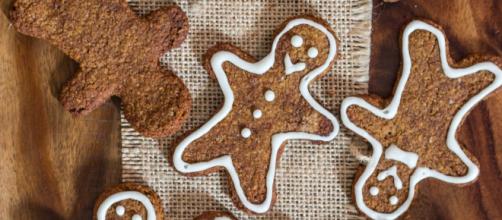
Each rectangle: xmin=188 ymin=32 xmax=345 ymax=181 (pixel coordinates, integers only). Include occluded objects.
xmin=264 ymin=90 xmax=275 ymax=102
xmin=291 ymin=35 xmax=303 ymax=47
xmin=241 ymin=128 xmax=252 ymax=138
xmin=253 ymin=109 xmax=263 ymax=119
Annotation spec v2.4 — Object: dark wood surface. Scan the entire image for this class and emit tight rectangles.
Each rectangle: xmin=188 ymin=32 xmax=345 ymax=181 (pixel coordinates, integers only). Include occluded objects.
xmin=0 ymin=1 xmax=121 ymax=220
xmin=371 ymin=0 xmax=502 ymax=219
xmin=1 ymin=0 xmax=501 ymax=219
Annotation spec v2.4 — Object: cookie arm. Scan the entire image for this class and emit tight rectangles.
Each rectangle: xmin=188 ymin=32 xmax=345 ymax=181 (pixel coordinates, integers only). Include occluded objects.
xmin=60 ymin=67 xmax=120 ymax=115
xmin=144 ymin=5 xmax=189 ymax=55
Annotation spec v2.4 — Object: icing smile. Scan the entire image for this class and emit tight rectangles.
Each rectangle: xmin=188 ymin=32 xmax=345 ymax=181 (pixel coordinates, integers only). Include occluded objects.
xmin=284 ymin=53 xmax=306 ymax=75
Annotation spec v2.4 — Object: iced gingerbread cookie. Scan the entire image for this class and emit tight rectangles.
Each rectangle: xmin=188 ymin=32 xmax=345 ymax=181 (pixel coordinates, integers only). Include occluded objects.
xmin=173 ymin=15 xmax=340 ymax=213
xmin=94 ymin=183 xmax=164 ymax=220
xmin=194 ymin=211 xmax=237 ymax=220
xmin=10 ymin=0 xmax=191 ymax=137
xmin=341 ymin=20 xmax=502 ymax=219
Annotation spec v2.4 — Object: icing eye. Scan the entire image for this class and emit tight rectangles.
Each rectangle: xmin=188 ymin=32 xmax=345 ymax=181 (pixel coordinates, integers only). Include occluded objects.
xmin=369 ymin=186 xmax=379 ymax=196
xmin=132 ymin=214 xmax=143 ymax=220
xmin=291 ymin=35 xmax=303 ymax=47
xmin=115 ymin=205 xmax=125 ymax=216
xmin=308 ymin=47 xmax=318 ymax=58
xmin=389 ymin=196 xmax=399 ymax=205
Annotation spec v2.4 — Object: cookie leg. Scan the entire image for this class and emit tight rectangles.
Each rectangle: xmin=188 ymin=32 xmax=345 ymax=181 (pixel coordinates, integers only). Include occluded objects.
xmin=60 ymin=68 xmax=120 ymax=115
xmin=121 ymin=67 xmax=191 ymax=138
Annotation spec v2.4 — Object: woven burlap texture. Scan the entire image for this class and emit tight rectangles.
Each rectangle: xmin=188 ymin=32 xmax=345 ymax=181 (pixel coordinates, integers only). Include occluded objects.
xmin=122 ymin=0 xmax=371 ymax=219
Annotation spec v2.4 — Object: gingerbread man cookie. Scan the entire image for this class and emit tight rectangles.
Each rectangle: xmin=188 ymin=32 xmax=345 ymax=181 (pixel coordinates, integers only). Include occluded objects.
xmin=10 ymin=0 xmax=191 ymax=137
xmin=341 ymin=20 xmax=502 ymax=219
xmin=173 ymin=16 xmax=340 ymax=213
xmin=94 ymin=183 xmax=164 ymax=220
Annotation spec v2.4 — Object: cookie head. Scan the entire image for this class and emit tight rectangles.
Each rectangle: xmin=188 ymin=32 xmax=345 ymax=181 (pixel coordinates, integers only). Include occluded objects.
xmin=94 ymin=183 xmax=164 ymax=220
xmin=275 ymin=19 xmax=337 ymax=77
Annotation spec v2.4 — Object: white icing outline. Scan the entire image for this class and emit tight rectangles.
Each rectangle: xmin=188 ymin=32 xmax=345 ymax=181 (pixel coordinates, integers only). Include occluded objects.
xmin=173 ymin=18 xmax=339 ymax=213
xmin=385 ymin=144 xmax=419 ymax=169
xmin=97 ymin=191 xmax=156 ymax=220
xmin=377 ymin=165 xmax=403 ymax=190
xmin=340 ymin=20 xmax=502 ymax=219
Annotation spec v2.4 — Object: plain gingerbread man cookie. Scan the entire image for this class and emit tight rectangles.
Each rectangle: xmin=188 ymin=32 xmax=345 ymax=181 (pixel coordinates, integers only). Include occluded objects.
xmin=173 ymin=15 xmax=340 ymax=214
xmin=10 ymin=0 xmax=191 ymax=137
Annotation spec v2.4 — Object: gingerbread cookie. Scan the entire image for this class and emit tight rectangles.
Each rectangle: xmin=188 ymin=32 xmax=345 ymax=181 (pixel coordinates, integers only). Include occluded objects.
xmin=194 ymin=211 xmax=237 ymax=220
xmin=10 ymin=0 xmax=191 ymax=137
xmin=172 ymin=15 xmax=340 ymax=213
xmin=94 ymin=183 xmax=164 ymax=220
xmin=341 ymin=20 xmax=502 ymax=219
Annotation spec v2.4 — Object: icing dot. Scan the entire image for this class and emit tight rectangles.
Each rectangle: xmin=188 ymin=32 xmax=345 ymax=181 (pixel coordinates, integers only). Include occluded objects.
xmin=115 ymin=205 xmax=125 ymax=216
xmin=241 ymin=128 xmax=251 ymax=138
xmin=389 ymin=196 xmax=399 ymax=205
xmin=369 ymin=187 xmax=379 ymax=196
xmin=264 ymin=90 xmax=275 ymax=102
xmin=132 ymin=214 xmax=143 ymax=220
xmin=308 ymin=47 xmax=318 ymax=58
xmin=291 ymin=35 xmax=303 ymax=47
xmin=253 ymin=109 xmax=263 ymax=119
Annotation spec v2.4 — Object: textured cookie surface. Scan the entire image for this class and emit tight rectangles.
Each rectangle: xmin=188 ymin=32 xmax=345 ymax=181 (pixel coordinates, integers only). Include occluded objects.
xmin=93 ymin=183 xmax=164 ymax=220
xmin=10 ymin=0 xmax=191 ymax=137
xmin=341 ymin=20 xmax=502 ymax=219
xmin=173 ymin=16 xmax=340 ymax=214
xmin=194 ymin=211 xmax=237 ymax=220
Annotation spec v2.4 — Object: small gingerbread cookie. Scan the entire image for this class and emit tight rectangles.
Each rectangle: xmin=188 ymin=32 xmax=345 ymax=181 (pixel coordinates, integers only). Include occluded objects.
xmin=94 ymin=183 xmax=164 ymax=220
xmin=194 ymin=211 xmax=237 ymax=220
xmin=341 ymin=20 xmax=502 ymax=219
xmin=10 ymin=0 xmax=191 ymax=137
xmin=173 ymin=15 xmax=340 ymax=214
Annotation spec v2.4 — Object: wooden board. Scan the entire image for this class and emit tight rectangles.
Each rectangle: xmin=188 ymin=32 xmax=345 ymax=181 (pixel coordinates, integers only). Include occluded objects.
xmin=370 ymin=0 xmax=502 ymax=219
xmin=0 ymin=2 xmax=121 ymax=220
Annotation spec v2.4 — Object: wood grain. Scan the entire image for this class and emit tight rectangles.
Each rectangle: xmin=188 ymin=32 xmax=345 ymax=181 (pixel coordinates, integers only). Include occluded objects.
xmin=370 ymin=0 xmax=502 ymax=219
xmin=0 ymin=1 xmax=121 ymax=219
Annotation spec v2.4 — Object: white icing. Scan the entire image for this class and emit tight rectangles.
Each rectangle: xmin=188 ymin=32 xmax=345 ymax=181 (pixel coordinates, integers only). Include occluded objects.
xmin=284 ymin=54 xmax=306 ymax=74
xmin=97 ymin=191 xmax=156 ymax=220
xmin=241 ymin=128 xmax=252 ymax=138
xmin=264 ymin=90 xmax=276 ymax=102
xmin=377 ymin=165 xmax=403 ymax=190
xmin=389 ymin=196 xmax=399 ymax=205
xmin=214 ymin=217 xmax=232 ymax=220
xmin=340 ymin=20 xmax=502 ymax=219
xmin=308 ymin=47 xmax=319 ymax=58
xmin=385 ymin=144 xmax=419 ymax=168
xmin=115 ymin=205 xmax=125 ymax=216
xmin=369 ymin=186 xmax=379 ymax=196
xmin=291 ymin=35 xmax=303 ymax=47
xmin=173 ymin=18 xmax=339 ymax=214
xmin=132 ymin=214 xmax=142 ymax=220
xmin=253 ymin=109 xmax=263 ymax=119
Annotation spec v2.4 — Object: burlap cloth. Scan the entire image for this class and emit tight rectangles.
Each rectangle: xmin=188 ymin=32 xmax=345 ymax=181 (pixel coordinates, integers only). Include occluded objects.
xmin=122 ymin=0 xmax=371 ymax=219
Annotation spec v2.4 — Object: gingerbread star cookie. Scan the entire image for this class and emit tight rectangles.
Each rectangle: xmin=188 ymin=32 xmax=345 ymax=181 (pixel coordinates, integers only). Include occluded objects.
xmin=10 ymin=0 xmax=191 ymax=137
xmin=341 ymin=20 xmax=502 ymax=219
xmin=173 ymin=16 xmax=340 ymax=213
xmin=94 ymin=183 xmax=164 ymax=220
